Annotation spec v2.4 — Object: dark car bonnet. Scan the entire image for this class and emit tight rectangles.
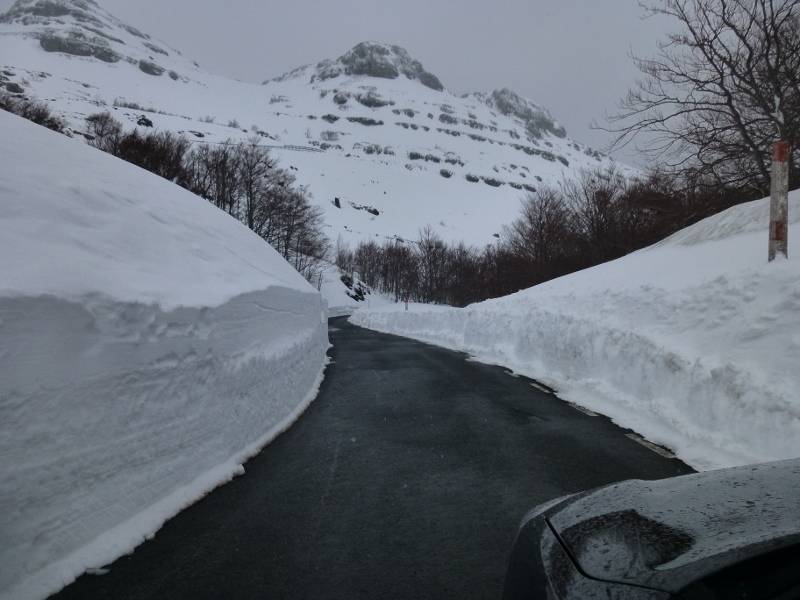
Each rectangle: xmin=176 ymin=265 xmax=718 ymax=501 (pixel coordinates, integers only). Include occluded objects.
xmin=546 ymin=459 xmax=800 ymax=593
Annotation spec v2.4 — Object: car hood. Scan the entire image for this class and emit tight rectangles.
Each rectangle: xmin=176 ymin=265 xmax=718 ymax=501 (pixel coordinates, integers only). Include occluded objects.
xmin=546 ymin=459 xmax=800 ymax=593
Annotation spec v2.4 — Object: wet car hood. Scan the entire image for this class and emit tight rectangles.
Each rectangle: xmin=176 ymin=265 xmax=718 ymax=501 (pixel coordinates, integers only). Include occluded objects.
xmin=546 ymin=459 xmax=800 ymax=593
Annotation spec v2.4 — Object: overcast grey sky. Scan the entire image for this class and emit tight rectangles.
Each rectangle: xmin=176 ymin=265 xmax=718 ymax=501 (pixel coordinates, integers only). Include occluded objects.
xmin=2 ymin=0 xmax=673 ymax=162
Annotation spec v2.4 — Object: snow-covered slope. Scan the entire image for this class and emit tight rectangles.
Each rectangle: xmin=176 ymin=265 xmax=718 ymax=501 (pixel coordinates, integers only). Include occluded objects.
xmin=0 ymin=0 xmax=634 ymax=247
xmin=0 ymin=111 xmax=329 ymax=600
xmin=353 ymin=195 xmax=800 ymax=471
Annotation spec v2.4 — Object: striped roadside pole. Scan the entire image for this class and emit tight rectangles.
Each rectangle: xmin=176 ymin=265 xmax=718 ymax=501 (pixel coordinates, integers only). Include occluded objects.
xmin=769 ymin=141 xmax=789 ymax=261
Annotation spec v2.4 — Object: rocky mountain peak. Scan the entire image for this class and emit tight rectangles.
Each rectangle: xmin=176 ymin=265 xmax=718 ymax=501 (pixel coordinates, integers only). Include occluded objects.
xmin=483 ymin=88 xmax=567 ymax=139
xmin=311 ymin=41 xmax=444 ymax=91
xmin=3 ymin=0 xmax=109 ymax=28
xmin=0 ymin=0 xmax=191 ymax=77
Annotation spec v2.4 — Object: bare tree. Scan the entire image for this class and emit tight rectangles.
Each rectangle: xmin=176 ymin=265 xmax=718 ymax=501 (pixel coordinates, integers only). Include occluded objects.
xmin=208 ymin=143 xmax=239 ymax=214
xmin=504 ymin=187 xmax=577 ymax=273
xmin=354 ymin=240 xmax=382 ymax=289
xmin=234 ymin=138 xmax=277 ymax=230
xmin=335 ymin=236 xmax=355 ymax=276
xmin=415 ymin=226 xmax=450 ymax=303
xmin=95 ymin=124 xmax=189 ymax=182
xmin=86 ymin=112 xmax=123 ymax=153
xmin=181 ymin=144 xmax=215 ymax=199
xmin=382 ymin=241 xmax=418 ymax=302
xmin=608 ymin=0 xmax=800 ymax=193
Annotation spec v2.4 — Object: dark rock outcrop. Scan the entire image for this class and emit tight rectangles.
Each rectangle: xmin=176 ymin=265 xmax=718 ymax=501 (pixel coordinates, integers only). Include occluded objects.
xmin=314 ymin=42 xmax=444 ymax=92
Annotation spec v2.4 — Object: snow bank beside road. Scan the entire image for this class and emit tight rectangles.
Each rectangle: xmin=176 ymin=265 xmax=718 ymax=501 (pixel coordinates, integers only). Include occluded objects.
xmin=353 ymin=194 xmax=800 ymax=471
xmin=0 ymin=112 xmax=328 ymax=600
xmin=319 ymin=264 xmax=395 ymax=317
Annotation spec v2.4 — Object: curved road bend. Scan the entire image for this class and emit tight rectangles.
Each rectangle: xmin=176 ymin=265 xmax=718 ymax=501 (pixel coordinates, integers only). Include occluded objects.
xmin=53 ymin=317 xmax=692 ymax=600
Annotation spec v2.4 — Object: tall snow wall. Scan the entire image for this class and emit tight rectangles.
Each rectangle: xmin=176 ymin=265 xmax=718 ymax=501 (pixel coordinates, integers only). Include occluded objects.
xmin=0 ymin=112 xmax=329 ymax=600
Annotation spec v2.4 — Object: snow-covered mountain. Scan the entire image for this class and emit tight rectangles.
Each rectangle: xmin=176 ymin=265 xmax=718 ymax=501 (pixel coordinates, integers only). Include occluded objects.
xmin=0 ymin=0 xmax=635 ymax=246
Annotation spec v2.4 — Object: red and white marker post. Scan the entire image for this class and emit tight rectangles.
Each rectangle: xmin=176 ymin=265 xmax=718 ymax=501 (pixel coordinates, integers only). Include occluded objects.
xmin=769 ymin=141 xmax=790 ymax=261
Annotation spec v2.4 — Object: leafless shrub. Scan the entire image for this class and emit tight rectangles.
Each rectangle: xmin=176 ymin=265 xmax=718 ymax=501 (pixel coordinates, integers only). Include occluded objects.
xmin=1 ymin=93 xmax=65 ymax=132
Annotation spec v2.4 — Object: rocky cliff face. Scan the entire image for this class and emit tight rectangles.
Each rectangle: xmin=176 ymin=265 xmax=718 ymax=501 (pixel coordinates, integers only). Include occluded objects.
xmin=313 ymin=42 xmax=444 ymax=91
xmin=1 ymin=0 xmax=191 ymax=77
xmin=472 ymin=88 xmax=567 ymax=139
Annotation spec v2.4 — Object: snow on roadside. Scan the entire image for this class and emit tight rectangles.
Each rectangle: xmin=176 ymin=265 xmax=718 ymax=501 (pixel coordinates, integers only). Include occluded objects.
xmin=352 ymin=194 xmax=800 ymax=471
xmin=318 ymin=262 xmax=396 ymax=317
xmin=319 ymin=262 xmax=363 ymax=317
xmin=0 ymin=112 xmax=329 ymax=600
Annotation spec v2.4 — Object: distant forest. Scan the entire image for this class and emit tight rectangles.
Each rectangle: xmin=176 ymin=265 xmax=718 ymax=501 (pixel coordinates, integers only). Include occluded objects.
xmin=338 ymin=171 xmax=752 ymax=306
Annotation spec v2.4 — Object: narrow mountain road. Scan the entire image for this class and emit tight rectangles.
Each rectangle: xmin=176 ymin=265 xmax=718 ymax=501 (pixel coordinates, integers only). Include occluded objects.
xmin=53 ymin=318 xmax=692 ymax=600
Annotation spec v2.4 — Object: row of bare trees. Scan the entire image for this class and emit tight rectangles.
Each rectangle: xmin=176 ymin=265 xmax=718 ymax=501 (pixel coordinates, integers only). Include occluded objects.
xmin=336 ymin=229 xmax=500 ymax=306
xmin=85 ymin=112 xmax=328 ymax=281
xmin=339 ymin=168 xmax=755 ymax=306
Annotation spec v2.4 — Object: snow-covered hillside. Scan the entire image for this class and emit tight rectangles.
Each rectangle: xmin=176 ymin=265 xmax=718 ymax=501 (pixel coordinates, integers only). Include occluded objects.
xmin=0 ymin=111 xmax=329 ymax=600
xmin=353 ymin=195 xmax=800 ymax=471
xmin=0 ymin=0 xmax=634 ymax=247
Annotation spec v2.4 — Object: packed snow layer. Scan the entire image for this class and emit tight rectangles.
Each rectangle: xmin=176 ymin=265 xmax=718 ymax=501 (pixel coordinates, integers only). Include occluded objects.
xmin=0 ymin=112 xmax=329 ymax=600
xmin=353 ymin=194 xmax=800 ymax=471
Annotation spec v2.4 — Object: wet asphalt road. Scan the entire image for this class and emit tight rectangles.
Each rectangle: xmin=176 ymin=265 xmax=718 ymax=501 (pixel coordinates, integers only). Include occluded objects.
xmin=53 ymin=317 xmax=692 ymax=600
